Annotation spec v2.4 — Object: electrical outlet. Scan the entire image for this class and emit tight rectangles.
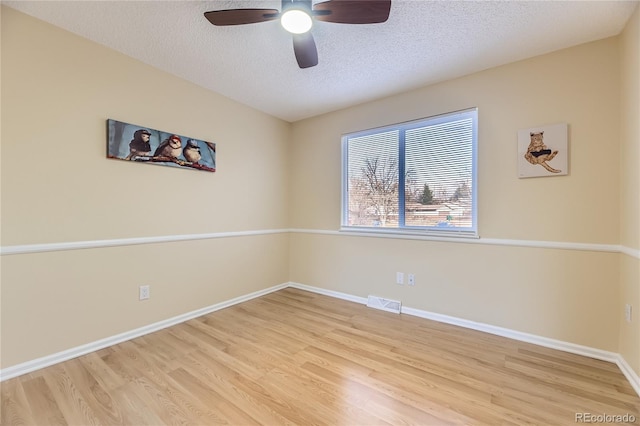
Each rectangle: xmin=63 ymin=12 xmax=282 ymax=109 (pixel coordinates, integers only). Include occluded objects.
xmin=408 ymin=273 xmax=415 ymax=286
xmin=396 ymin=272 xmax=404 ymax=285
xmin=139 ymin=285 xmax=150 ymax=300
xmin=625 ymin=304 xmax=632 ymax=323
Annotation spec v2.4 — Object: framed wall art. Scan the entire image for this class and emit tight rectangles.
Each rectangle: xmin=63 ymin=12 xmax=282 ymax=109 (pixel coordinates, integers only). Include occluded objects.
xmin=517 ymin=123 xmax=568 ymax=178
xmin=107 ymin=119 xmax=216 ymax=173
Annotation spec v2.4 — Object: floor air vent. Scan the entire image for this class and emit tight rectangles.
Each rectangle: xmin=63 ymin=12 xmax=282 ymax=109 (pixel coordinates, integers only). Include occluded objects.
xmin=366 ymin=295 xmax=401 ymax=314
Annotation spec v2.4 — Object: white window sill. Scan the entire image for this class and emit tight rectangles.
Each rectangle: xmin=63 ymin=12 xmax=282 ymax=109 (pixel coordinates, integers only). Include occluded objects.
xmin=339 ymin=226 xmax=479 ymax=241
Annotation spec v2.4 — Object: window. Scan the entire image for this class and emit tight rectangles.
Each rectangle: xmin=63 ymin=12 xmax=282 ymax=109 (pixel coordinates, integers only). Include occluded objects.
xmin=341 ymin=108 xmax=478 ymax=238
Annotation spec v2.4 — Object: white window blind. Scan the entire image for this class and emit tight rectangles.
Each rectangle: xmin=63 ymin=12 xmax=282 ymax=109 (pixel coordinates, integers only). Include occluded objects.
xmin=342 ymin=108 xmax=477 ymax=237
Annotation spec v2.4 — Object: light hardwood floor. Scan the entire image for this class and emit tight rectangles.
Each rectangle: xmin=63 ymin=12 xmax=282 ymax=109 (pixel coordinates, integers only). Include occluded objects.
xmin=2 ymin=288 xmax=639 ymax=425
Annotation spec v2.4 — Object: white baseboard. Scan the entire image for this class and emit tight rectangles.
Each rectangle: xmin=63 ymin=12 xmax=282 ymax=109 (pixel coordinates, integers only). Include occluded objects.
xmin=616 ymin=353 xmax=640 ymax=398
xmin=3 ymin=280 xmax=639 ymax=400
xmin=288 ymin=281 xmax=640 ymax=398
xmin=288 ymin=282 xmax=368 ymax=305
xmin=400 ymin=306 xmax=619 ymax=362
xmin=0 ymin=283 xmax=288 ymax=382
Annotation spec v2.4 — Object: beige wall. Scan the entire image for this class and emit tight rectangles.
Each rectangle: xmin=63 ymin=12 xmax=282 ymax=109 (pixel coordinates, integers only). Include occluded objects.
xmin=289 ymin=233 xmax=620 ymax=349
xmin=289 ymin=37 xmax=624 ymax=351
xmin=0 ymin=7 xmax=291 ymax=368
xmin=1 ymin=7 xmax=291 ymax=245
xmin=1 ymin=235 xmax=289 ymax=368
xmin=1 ymin=3 xmax=638 ymax=378
xmin=619 ymin=5 xmax=640 ymax=376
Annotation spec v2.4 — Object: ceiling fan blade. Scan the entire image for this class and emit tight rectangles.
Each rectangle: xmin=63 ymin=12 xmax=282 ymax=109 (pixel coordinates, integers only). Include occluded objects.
xmin=204 ymin=9 xmax=280 ymax=26
xmin=313 ymin=0 xmax=391 ymax=24
xmin=292 ymin=33 xmax=318 ymax=69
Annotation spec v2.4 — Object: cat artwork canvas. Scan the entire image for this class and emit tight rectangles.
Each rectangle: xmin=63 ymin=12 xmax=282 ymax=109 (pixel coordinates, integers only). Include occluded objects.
xmin=517 ymin=123 xmax=568 ymax=178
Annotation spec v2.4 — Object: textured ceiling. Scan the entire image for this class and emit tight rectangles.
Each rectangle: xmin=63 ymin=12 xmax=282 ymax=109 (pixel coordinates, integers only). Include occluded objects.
xmin=4 ymin=0 xmax=638 ymax=122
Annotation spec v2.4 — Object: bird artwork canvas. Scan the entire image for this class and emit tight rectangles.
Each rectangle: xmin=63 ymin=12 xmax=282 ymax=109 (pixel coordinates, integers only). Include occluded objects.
xmin=107 ymin=119 xmax=216 ymax=173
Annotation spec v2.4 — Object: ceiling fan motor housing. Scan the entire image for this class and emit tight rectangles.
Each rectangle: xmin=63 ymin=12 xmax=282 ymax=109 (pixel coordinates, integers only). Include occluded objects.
xmin=282 ymin=0 xmax=313 ymax=13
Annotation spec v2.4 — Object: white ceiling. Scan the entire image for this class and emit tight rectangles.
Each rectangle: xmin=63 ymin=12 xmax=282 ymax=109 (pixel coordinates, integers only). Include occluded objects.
xmin=4 ymin=0 xmax=638 ymax=122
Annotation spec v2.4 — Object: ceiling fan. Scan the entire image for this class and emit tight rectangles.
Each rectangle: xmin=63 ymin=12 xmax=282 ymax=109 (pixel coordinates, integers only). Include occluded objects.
xmin=204 ymin=0 xmax=392 ymax=69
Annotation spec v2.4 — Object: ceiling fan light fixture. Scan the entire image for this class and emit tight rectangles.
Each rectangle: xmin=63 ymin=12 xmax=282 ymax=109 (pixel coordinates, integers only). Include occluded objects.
xmin=204 ymin=0 xmax=392 ymax=69
xmin=281 ymin=9 xmax=313 ymax=34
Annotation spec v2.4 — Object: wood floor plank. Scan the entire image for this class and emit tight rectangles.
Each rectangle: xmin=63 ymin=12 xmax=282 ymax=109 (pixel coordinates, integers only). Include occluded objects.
xmin=61 ymin=358 xmax=124 ymax=425
xmin=41 ymin=364 xmax=101 ymax=425
xmin=298 ymin=357 xmax=460 ymax=425
xmin=111 ymin=345 xmax=229 ymax=425
xmin=21 ymin=376 xmax=67 ymax=426
xmin=137 ymin=373 xmax=221 ymax=425
xmin=77 ymin=352 xmax=126 ymax=392
xmin=107 ymin=381 xmax=169 ymax=426
xmin=233 ymin=302 xmax=333 ymax=347
xmin=179 ymin=326 xmax=266 ymax=383
xmin=168 ymin=367 xmax=253 ymax=425
xmin=260 ymin=363 xmax=392 ymax=426
xmin=180 ymin=349 xmax=296 ymax=425
xmin=1 ymin=378 xmax=37 ymax=425
xmin=188 ymin=355 xmax=315 ymax=426
xmin=505 ymin=352 xmax=640 ymax=401
xmin=296 ymin=344 xmax=479 ymax=424
xmin=2 ymin=287 xmax=639 ymax=425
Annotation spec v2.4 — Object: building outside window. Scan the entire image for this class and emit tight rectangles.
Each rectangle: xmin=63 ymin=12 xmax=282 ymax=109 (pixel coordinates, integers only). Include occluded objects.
xmin=341 ymin=108 xmax=478 ymax=238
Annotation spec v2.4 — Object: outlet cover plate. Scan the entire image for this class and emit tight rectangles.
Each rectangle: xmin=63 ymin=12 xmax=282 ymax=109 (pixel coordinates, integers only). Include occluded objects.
xmin=139 ymin=285 xmax=150 ymax=300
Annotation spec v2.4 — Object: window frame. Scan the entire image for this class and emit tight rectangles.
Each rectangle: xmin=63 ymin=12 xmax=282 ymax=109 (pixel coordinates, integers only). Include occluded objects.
xmin=340 ymin=108 xmax=478 ymax=239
